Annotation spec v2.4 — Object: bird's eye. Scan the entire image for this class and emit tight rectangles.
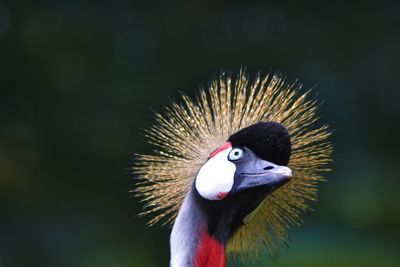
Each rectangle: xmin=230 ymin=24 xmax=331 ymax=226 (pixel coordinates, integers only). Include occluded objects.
xmin=228 ymin=148 xmax=244 ymax=161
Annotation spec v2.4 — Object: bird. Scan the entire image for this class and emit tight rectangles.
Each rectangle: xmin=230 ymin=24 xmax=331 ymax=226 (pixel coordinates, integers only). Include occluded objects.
xmin=133 ymin=69 xmax=332 ymax=267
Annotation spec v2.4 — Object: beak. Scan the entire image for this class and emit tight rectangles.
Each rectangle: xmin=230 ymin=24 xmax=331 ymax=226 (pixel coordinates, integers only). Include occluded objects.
xmin=231 ymin=153 xmax=293 ymax=195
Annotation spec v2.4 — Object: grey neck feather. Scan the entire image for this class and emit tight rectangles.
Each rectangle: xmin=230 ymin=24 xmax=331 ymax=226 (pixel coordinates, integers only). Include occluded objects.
xmin=170 ymin=188 xmax=205 ymax=267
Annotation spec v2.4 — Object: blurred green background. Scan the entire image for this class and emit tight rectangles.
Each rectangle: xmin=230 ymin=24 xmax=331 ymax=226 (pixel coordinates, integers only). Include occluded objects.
xmin=1 ymin=0 xmax=399 ymax=266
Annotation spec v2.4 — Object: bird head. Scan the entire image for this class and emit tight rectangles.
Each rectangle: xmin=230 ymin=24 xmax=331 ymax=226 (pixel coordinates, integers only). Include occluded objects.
xmin=133 ymin=70 xmax=332 ymax=262
xmin=194 ymin=122 xmax=294 ymax=240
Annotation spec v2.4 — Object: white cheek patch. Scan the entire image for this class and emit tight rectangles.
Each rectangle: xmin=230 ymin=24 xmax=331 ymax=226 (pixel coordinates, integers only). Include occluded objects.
xmin=195 ymin=148 xmax=236 ymax=200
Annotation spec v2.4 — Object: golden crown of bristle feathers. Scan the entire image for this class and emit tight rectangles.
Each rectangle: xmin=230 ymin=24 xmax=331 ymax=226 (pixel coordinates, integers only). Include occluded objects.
xmin=133 ymin=69 xmax=332 ymax=260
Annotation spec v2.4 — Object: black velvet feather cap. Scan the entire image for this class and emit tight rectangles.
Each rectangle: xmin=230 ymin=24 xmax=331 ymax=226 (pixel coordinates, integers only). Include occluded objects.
xmin=227 ymin=122 xmax=291 ymax=166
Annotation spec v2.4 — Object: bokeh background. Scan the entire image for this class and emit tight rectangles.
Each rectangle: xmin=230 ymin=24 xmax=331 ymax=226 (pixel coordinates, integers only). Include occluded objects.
xmin=1 ymin=0 xmax=399 ymax=266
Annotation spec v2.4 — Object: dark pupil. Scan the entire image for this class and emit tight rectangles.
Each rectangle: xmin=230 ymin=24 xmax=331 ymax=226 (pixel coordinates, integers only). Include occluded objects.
xmin=234 ymin=151 xmax=239 ymax=156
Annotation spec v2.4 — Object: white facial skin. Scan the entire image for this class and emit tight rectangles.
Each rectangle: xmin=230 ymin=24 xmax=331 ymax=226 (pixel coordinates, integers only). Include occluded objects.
xmin=195 ymin=147 xmax=236 ymax=200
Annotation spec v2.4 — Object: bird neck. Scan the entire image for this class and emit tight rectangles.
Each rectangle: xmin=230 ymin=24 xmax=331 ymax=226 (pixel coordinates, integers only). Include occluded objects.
xmin=170 ymin=188 xmax=227 ymax=267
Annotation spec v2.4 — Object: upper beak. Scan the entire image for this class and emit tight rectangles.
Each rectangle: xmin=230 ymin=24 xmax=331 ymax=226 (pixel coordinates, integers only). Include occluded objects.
xmin=231 ymin=154 xmax=293 ymax=194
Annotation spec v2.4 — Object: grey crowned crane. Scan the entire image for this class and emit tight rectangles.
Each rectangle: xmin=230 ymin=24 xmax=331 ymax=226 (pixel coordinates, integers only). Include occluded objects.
xmin=133 ymin=70 xmax=332 ymax=267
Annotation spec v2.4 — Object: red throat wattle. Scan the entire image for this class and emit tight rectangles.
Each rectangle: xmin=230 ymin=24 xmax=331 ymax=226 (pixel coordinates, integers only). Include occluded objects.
xmin=195 ymin=226 xmax=226 ymax=267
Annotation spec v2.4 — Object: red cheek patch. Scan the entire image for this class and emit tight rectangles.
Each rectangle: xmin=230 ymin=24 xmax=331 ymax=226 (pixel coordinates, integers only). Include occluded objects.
xmin=216 ymin=192 xmax=228 ymax=200
xmin=210 ymin=142 xmax=232 ymax=158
